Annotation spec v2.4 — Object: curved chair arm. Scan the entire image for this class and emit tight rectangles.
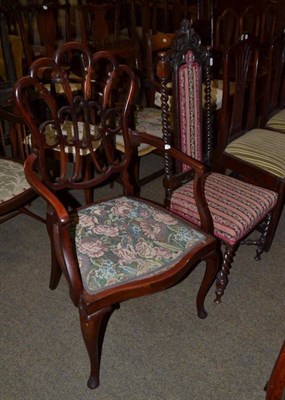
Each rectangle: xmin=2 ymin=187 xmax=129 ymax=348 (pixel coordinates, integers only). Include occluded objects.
xmin=129 ymin=130 xmax=214 ymax=234
xmin=24 ymin=153 xmax=69 ymax=225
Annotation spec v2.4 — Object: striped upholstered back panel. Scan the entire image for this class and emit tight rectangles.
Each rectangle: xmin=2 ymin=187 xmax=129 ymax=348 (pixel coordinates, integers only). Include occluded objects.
xmin=178 ymin=50 xmax=203 ymax=172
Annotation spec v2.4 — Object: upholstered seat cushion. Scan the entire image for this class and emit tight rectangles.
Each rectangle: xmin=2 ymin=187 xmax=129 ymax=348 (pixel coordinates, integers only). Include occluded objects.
xmin=75 ymin=197 xmax=206 ymax=294
xmin=116 ymin=107 xmax=162 ymax=156
xmin=0 ymin=159 xmax=31 ymax=203
xmin=44 ymin=73 xmax=84 ymax=94
xmin=266 ymin=109 xmax=285 ymax=134
xmin=170 ymin=173 xmax=278 ymax=245
xmin=225 ymin=129 xmax=285 ymax=178
xmin=25 ymin=121 xmax=102 ymax=156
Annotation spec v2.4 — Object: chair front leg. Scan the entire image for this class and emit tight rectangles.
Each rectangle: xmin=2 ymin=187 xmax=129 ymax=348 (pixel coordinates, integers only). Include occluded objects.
xmin=196 ymin=249 xmax=220 ymax=319
xmin=79 ymin=304 xmax=116 ymax=390
xmin=214 ymin=243 xmax=238 ymax=304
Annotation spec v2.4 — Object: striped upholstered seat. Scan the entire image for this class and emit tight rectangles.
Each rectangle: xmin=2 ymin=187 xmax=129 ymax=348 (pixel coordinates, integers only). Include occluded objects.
xmin=225 ymin=129 xmax=285 ymax=178
xmin=266 ymin=109 xmax=285 ymax=134
xmin=170 ymin=173 xmax=278 ymax=245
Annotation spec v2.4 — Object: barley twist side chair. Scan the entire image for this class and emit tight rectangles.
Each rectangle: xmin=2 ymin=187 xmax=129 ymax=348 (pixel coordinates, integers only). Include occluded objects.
xmin=15 ymin=50 xmax=219 ymax=389
xmin=157 ymin=20 xmax=279 ymax=304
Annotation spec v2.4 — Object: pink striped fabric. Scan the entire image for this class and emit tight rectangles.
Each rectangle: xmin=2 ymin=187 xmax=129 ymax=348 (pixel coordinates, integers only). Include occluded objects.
xmin=178 ymin=50 xmax=203 ymax=172
xmin=170 ymin=173 xmax=278 ymax=245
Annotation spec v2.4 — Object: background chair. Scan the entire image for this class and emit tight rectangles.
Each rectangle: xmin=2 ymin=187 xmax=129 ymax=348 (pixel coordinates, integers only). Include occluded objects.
xmin=0 ymin=6 xmax=44 ymax=224
xmin=214 ymin=33 xmax=285 ymax=259
xmin=261 ymin=31 xmax=285 ymax=133
xmin=15 ymin=50 xmax=219 ymax=389
xmin=20 ymin=0 xmax=72 ymax=59
xmin=259 ymin=3 xmax=277 ymax=46
xmin=78 ymin=1 xmax=141 ymax=69
xmin=239 ymin=5 xmax=260 ymax=37
xmin=212 ymin=8 xmax=239 ymax=79
xmin=0 ymin=107 xmax=45 ymax=224
xmin=214 ymin=8 xmax=239 ymax=53
xmin=115 ymin=32 xmax=175 ymax=193
xmin=157 ymin=20 xmax=279 ymax=304
xmin=0 ymin=0 xmax=33 ymax=76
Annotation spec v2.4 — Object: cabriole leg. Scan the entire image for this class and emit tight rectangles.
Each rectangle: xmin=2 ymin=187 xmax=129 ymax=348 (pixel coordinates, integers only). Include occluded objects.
xmin=79 ymin=305 xmax=115 ymax=390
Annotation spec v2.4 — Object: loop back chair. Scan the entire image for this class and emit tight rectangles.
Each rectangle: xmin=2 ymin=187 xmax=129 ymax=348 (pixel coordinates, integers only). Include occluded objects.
xmin=157 ymin=20 xmax=279 ymax=304
xmin=15 ymin=50 xmax=219 ymax=389
xmin=24 ymin=44 xmax=94 ymax=204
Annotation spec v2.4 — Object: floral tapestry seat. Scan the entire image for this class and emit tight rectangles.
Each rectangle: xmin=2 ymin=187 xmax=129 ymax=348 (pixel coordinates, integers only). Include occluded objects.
xmin=74 ymin=197 xmax=208 ymax=294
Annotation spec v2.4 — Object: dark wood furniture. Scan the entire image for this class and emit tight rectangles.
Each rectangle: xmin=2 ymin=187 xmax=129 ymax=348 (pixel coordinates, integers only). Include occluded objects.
xmin=214 ymin=33 xmax=285 ymax=259
xmin=15 ymin=50 xmax=219 ymax=389
xmin=78 ymin=1 xmax=141 ymax=69
xmin=265 ymin=341 xmax=285 ymax=400
xmin=262 ymin=32 xmax=285 ymax=133
xmin=214 ymin=8 xmax=239 ymax=53
xmin=259 ymin=3 xmax=277 ymax=45
xmin=20 ymin=0 xmax=72 ymax=58
xmin=0 ymin=6 xmax=44 ymax=224
xmin=157 ymin=20 xmax=279 ymax=304
xmin=115 ymin=32 xmax=176 ymax=192
xmin=0 ymin=106 xmax=45 ymax=224
xmin=239 ymin=5 xmax=260 ymax=37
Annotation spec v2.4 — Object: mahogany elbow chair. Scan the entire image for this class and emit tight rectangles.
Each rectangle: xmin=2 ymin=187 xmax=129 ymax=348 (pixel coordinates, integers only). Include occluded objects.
xmin=14 ymin=50 xmax=219 ymax=389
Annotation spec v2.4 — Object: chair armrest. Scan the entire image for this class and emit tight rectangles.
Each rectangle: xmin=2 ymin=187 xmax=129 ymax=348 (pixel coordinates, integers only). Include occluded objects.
xmin=129 ymin=130 xmax=214 ymax=234
xmin=24 ymin=153 xmax=70 ymax=225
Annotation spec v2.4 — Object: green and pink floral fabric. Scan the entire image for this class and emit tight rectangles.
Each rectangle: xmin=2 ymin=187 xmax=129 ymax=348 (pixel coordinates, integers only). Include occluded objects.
xmin=75 ymin=197 xmax=206 ymax=294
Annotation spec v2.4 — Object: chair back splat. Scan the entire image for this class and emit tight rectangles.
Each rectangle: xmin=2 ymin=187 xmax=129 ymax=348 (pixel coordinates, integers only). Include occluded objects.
xmin=14 ymin=49 xmax=219 ymax=389
xmin=159 ymin=20 xmax=213 ymax=183
xmin=157 ymin=20 xmax=279 ymax=305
